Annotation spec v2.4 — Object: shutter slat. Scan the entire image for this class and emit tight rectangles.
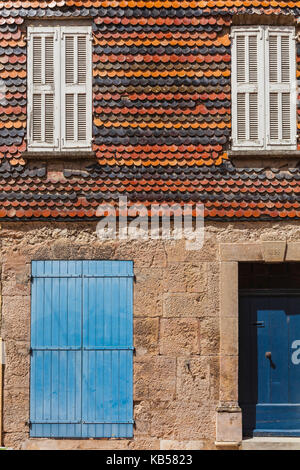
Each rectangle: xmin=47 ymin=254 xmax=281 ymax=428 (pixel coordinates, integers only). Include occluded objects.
xmin=33 ymin=37 xmax=42 ymax=85
xmin=281 ymin=36 xmax=290 ymax=83
xmin=270 ymin=92 xmax=279 ymax=140
xmin=282 ymin=92 xmax=291 ymax=140
xmin=249 ymin=93 xmax=258 ymax=140
xmin=66 ymin=93 xmax=75 ymax=141
xmin=248 ymin=35 xmax=258 ymax=83
xmin=45 ymin=94 xmax=54 ymax=143
xmin=45 ymin=36 xmax=54 ymax=85
xmin=32 ymin=94 xmax=42 ymax=141
xmin=269 ymin=35 xmax=278 ymax=83
xmin=78 ymin=36 xmax=87 ymax=85
xmin=237 ymin=35 xmax=246 ymax=83
xmin=78 ymin=93 xmax=86 ymax=141
xmin=237 ymin=92 xmax=246 ymax=140
xmin=65 ymin=36 xmax=74 ymax=85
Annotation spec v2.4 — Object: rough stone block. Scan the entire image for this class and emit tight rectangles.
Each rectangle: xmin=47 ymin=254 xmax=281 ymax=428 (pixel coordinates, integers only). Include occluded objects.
xmin=92 ymin=242 xmax=115 ymax=259
xmin=2 ymin=254 xmax=28 ymax=281
xmin=134 ymin=268 xmax=163 ymax=317
xmin=166 ymin=239 xmax=218 ymax=264
xmin=3 ymin=389 xmax=29 ymax=433
xmin=165 ymin=240 xmax=186 ymax=263
xmin=159 ymin=319 xmax=200 ymax=355
xmin=134 ymin=357 xmax=176 ymax=401
xmin=160 ymin=440 xmax=204 ymax=450
xmin=3 ymin=340 xmax=30 ymax=389
xmin=52 ymin=239 xmax=94 ymax=260
xmin=134 ymin=401 xmax=151 ymax=436
xmin=163 ymin=292 xmax=205 ymax=318
xmin=163 ymin=263 xmax=187 ymax=293
xmin=2 ymin=279 xmax=30 ymax=296
xmin=199 ymin=317 xmax=220 ymax=356
xmin=185 ymin=263 xmax=208 ymax=293
xmin=2 ymin=296 xmax=30 ymax=341
xmin=115 ymin=240 xmax=167 ymax=267
xmin=134 ymin=318 xmax=159 ymax=356
xmin=4 ymin=432 xmax=29 ymax=450
xmin=176 ymin=358 xmax=210 ymax=403
xmin=150 ymin=401 xmax=216 ymax=440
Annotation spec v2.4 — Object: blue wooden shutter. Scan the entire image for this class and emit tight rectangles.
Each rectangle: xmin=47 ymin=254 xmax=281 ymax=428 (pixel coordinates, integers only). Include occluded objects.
xmin=81 ymin=260 xmax=134 ymax=438
xmin=30 ymin=260 xmax=134 ymax=438
xmin=30 ymin=261 xmax=82 ymax=438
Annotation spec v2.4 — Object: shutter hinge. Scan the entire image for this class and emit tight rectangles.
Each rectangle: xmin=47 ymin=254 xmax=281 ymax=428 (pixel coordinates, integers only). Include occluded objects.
xmin=29 ymin=347 xmax=33 ymax=356
xmin=30 ymin=275 xmax=34 ymax=283
xmin=25 ymin=421 xmax=32 ymax=429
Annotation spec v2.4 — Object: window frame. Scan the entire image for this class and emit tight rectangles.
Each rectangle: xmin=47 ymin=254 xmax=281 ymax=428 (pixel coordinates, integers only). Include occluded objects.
xmin=231 ymin=25 xmax=297 ymax=152
xmin=27 ymin=24 xmax=93 ymax=153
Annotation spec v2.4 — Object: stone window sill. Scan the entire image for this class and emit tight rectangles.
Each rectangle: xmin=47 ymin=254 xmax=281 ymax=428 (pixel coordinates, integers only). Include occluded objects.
xmin=22 ymin=151 xmax=97 ymax=161
xmin=228 ymin=150 xmax=300 ymax=159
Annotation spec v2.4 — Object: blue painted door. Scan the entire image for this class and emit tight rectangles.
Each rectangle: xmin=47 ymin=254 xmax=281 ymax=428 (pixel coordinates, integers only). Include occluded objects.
xmin=30 ymin=260 xmax=133 ymax=438
xmin=239 ymin=294 xmax=300 ymax=436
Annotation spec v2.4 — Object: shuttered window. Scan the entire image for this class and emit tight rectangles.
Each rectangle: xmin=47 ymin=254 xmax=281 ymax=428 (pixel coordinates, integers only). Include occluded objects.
xmin=30 ymin=260 xmax=134 ymax=438
xmin=232 ymin=26 xmax=296 ymax=151
xmin=27 ymin=25 xmax=92 ymax=152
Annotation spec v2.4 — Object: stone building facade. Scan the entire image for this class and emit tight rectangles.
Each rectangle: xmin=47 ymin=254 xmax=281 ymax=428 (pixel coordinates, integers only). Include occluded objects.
xmin=1 ymin=0 xmax=300 ymax=451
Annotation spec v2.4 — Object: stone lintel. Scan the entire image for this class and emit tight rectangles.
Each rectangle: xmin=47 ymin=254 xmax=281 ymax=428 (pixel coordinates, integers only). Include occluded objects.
xmin=261 ymin=240 xmax=287 ymax=263
xmin=220 ymin=243 xmax=262 ymax=262
xmin=286 ymin=242 xmax=300 ymax=261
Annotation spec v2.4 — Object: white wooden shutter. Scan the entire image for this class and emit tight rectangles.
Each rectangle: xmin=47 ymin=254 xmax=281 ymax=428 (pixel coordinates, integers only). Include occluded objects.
xmin=266 ymin=27 xmax=296 ymax=149
xmin=61 ymin=26 xmax=92 ymax=150
xmin=232 ymin=27 xmax=264 ymax=149
xmin=27 ymin=27 xmax=59 ymax=150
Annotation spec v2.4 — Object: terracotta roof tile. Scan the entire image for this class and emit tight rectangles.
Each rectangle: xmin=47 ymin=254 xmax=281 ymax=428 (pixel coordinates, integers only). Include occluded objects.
xmin=0 ymin=1 xmax=298 ymax=219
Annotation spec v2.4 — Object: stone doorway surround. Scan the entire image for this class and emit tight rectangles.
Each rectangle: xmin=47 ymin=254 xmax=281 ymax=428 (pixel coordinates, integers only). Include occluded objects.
xmin=216 ymin=239 xmax=300 ymax=450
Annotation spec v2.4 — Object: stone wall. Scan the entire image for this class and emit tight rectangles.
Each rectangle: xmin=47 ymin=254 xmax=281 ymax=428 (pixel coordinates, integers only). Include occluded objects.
xmin=1 ymin=220 xmax=300 ymax=450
